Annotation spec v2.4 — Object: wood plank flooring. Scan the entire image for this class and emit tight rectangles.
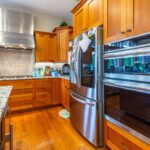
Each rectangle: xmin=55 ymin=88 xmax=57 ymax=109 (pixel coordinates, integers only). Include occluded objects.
xmin=5 ymin=107 xmax=109 ymax=150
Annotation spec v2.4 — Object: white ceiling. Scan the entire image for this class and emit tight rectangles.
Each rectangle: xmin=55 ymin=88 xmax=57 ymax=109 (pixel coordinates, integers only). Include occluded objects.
xmin=0 ymin=0 xmax=77 ymax=19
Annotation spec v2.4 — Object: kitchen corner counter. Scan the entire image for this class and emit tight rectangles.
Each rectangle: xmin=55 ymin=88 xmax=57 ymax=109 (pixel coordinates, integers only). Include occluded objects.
xmin=0 ymin=86 xmax=12 ymax=118
xmin=0 ymin=76 xmax=70 ymax=81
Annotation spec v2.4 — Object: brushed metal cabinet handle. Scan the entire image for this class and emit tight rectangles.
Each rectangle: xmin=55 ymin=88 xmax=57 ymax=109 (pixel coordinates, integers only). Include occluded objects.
xmin=120 ymin=31 xmax=126 ymax=34
xmin=127 ymin=29 xmax=132 ymax=32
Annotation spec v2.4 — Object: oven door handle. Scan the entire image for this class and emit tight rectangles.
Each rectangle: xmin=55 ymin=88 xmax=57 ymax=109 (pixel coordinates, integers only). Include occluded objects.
xmin=104 ymin=79 xmax=150 ymax=94
xmin=104 ymin=46 xmax=150 ymax=59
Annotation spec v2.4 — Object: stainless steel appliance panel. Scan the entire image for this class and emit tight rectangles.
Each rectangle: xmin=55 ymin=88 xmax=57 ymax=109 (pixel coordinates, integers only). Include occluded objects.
xmin=70 ymin=91 xmax=101 ymax=146
xmin=104 ymin=78 xmax=150 ymax=144
xmin=0 ymin=8 xmax=35 ymax=49
xmin=70 ymin=27 xmax=103 ymax=100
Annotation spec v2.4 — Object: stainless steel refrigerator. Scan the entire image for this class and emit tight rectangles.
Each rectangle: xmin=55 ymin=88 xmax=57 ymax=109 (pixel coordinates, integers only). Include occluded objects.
xmin=70 ymin=27 xmax=104 ymax=147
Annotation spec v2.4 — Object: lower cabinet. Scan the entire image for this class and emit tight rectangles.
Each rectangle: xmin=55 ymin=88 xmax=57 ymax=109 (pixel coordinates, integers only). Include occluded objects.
xmin=104 ymin=119 xmax=150 ymax=150
xmin=35 ymin=79 xmax=52 ymax=107
xmin=0 ymin=78 xmax=69 ymax=112
xmin=61 ymin=79 xmax=70 ymax=109
xmin=52 ymin=78 xmax=61 ymax=104
xmin=0 ymin=80 xmax=35 ymax=112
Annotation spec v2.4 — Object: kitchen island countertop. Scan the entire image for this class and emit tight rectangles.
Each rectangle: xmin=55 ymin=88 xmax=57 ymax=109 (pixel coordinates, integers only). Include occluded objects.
xmin=0 ymin=86 xmax=12 ymax=119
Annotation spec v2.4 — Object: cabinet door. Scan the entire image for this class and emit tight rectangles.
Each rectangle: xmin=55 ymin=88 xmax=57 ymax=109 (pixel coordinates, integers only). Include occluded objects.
xmin=51 ymin=35 xmax=58 ymax=62
xmin=127 ymin=0 xmax=150 ymax=37
xmin=52 ymin=79 xmax=61 ymax=104
xmin=61 ymin=79 xmax=66 ymax=107
xmin=35 ymin=33 xmax=49 ymax=62
xmin=87 ymin=0 xmax=103 ymax=28
xmin=36 ymin=79 xmax=52 ymax=107
xmin=104 ymin=0 xmax=127 ymax=43
xmin=73 ymin=5 xmax=87 ymax=36
xmin=48 ymin=34 xmax=57 ymax=62
xmin=57 ymin=30 xmax=69 ymax=62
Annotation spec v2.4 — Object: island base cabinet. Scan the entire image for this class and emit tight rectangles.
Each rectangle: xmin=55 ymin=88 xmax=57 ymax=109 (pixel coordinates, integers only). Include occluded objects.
xmin=0 ymin=80 xmax=35 ymax=112
xmin=104 ymin=119 xmax=150 ymax=150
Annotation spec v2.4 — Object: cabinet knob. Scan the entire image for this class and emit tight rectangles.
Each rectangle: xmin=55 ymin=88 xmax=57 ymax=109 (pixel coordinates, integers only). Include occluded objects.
xmin=127 ymin=29 xmax=132 ymax=32
xmin=120 ymin=31 xmax=126 ymax=34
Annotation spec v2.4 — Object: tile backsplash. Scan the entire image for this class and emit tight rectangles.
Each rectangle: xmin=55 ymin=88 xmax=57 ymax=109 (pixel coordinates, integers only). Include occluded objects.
xmin=0 ymin=48 xmax=65 ymax=76
xmin=0 ymin=49 xmax=34 ymax=76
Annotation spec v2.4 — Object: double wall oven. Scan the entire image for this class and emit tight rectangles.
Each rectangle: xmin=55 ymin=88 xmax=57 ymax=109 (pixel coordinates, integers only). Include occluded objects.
xmin=104 ymin=33 xmax=150 ymax=144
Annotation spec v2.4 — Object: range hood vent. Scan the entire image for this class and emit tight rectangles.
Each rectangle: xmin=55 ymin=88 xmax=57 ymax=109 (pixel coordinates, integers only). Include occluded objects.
xmin=0 ymin=8 xmax=35 ymax=50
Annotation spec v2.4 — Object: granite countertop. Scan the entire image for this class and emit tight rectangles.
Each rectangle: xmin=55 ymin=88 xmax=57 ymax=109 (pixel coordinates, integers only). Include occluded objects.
xmin=0 ymin=86 xmax=12 ymax=118
xmin=0 ymin=76 xmax=70 ymax=81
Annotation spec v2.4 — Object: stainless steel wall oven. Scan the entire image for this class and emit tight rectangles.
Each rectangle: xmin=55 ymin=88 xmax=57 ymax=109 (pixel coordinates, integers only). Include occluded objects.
xmin=104 ymin=33 xmax=150 ymax=144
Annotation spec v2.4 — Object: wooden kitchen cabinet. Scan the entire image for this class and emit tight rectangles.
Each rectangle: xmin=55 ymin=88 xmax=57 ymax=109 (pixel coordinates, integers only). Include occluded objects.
xmin=52 ymin=78 xmax=61 ymax=104
xmin=72 ymin=0 xmax=103 ymax=36
xmin=53 ymin=26 xmax=73 ymax=62
xmin=104 ymin=0 xmax=150 ymax=43
xmin=0 ymin=80 xmax=35 ymax=112
xmin=86 ymin=0 xmax=103 ymax=29
xmin=61 ymin=79 xmax=70 ymax=109
xmin=35 ymin=31 xmax=57 ymax=62
xmin=35 ymin=79 xmax=52 ymax=107
xmin=104 ymin=0 xmax=127 ymax=43
xmin=104 ymin=119 xmax=150 ymax=150
xmin=73 ymin=4 xmax=87 ymax=36
xmin=126 ymin=0 xmax=150 ymax=37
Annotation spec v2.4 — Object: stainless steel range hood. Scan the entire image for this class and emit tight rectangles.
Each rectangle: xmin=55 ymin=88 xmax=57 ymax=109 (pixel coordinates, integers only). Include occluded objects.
xmin=0 ymin=8 xmax=35 ymax=50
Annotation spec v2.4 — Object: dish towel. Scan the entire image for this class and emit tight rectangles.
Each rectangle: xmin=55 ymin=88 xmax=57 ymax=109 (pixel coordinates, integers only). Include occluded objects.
xmin=58 ymin=109 xmax=70 ymax=119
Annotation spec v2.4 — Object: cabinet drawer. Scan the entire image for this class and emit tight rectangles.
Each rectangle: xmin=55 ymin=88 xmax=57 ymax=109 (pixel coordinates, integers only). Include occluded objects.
xmin=23 ymin=80 xmax=34 ymax=88
xmin=105 ymin=120 xmax=147 ymax=150
xmin=106 ymin=126 xmax=142 ymax=150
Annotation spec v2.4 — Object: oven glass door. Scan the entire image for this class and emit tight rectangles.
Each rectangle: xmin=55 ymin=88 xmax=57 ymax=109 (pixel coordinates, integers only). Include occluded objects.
xmin=105 ymin=55 xmax=150 ymax=74
xmin=104 ymin=34 xmax=150 ymax=52
xmin=104 ymin=81 xmax=150 ymax=138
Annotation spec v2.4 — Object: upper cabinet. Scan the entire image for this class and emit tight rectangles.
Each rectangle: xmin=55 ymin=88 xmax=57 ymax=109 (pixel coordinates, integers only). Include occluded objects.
xmin=35 ymin=26 xmax=73 ymax=63
xmin=104 ymin=0 xmax=150 ymax=43
xmin=104 ymin=0 xmax=127 ymax=43
xmin=72 ymin=0 xmax=103 ymax=37
xmin=126 ymin=0 xmax=150 ymax=37
xmin=35 ymin=31 xmax=57 ymax=62
xmin=53 ymin=26 xmax=73 ymax=62
xmin=86 ymin=0 xmax=103 ymax=29
xmin=73 ymin=4 xmax=87 ymax=36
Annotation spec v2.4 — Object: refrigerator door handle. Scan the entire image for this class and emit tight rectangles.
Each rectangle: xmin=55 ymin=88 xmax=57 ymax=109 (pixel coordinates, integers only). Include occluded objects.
xmin=70 ymin=93 xmax=95 ymax=106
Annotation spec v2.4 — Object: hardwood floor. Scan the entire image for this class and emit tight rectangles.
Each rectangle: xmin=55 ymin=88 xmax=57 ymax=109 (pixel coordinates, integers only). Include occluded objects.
xmin=5 ymin=107 xmax=109 ymax=150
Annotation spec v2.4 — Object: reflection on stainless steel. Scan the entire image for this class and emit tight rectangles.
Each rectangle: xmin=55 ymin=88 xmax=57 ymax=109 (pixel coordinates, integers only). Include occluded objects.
xmin=70 ymin=91 xmax=102 ymax=146
xmin=104 ymin=79 xmax=150 ymax=145
xmin=0 ymin=8 xmax=34 ymax=50
xmin=105 ymin=73 xmax=150 ymax=83
xmin=104 ymin=78 xmax=150 ymax=94
xmin=70 ymin=27 xmax=104 ymax=147
xmin=105 ymin=115 xmax=150 ymax=145
xmin=104 ymin=46 xmax=150 ymax=59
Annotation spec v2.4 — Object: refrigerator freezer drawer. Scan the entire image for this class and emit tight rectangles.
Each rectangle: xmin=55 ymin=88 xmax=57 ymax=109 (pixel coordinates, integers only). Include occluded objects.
xmin=70 ymin=92 xmax=100 ymax=146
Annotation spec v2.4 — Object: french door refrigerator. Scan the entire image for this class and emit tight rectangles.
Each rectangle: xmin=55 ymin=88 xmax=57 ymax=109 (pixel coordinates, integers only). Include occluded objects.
xmin=70 ymin=27 xmax=104 ymax=147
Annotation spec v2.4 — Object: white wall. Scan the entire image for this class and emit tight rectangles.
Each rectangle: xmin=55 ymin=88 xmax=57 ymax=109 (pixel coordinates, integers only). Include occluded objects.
xmin=0 ymin=5 xmax=72 ymax=32
xmin=34 ymin=13 xmax=71 ymax=32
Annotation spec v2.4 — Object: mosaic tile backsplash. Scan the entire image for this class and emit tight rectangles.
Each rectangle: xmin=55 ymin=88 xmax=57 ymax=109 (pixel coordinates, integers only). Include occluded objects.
xmin=0 ymin=49 xmax=34 ymax=76
xmin=0 ymin=48 xmax=65 ymax=76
